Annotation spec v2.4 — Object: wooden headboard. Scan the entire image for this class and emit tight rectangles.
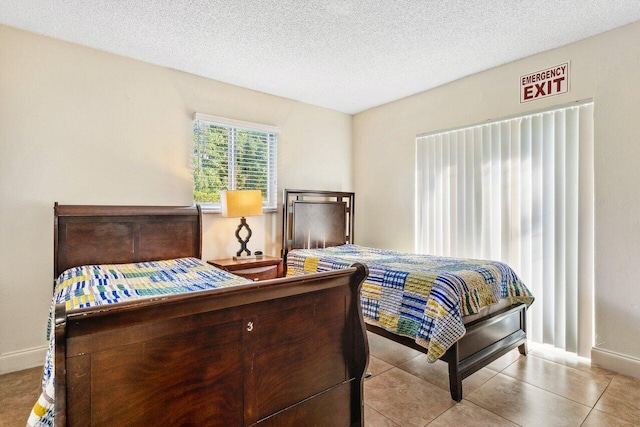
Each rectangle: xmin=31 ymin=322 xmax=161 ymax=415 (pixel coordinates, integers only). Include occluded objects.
xmin=282 ymin=189 xmax=354 ymax=258
xmin=54 ymin=203 xmax=202 ymax=279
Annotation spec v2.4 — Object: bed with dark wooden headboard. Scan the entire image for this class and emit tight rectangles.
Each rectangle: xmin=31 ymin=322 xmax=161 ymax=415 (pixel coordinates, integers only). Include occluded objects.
xmin=53 ymin=203 xmax=203 ymax=280
xmin=40 ymin=203 xmax=369 ymax=426
xmin=282 ymin=189 xmax=530 ymax=402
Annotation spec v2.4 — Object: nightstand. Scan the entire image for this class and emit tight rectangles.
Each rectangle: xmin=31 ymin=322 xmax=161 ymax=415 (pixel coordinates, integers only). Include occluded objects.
xmin=207 ymin=256 xmax=284 ymax=281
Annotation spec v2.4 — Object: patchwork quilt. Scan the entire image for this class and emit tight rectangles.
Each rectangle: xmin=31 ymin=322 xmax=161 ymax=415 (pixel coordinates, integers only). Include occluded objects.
xmin=28 ymin=257 xmax=250 ymax=427
xmin=286 ymin=245 xmax=533 ymax=362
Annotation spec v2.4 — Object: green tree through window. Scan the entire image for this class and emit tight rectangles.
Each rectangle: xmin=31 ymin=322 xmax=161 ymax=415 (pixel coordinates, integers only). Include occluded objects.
xmin=193 ymin=116 xmax=277 ymax=209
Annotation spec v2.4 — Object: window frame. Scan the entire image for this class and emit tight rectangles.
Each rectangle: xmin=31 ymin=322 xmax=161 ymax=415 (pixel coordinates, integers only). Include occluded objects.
xmin=193 ymin=113 xmax=279 ymax=212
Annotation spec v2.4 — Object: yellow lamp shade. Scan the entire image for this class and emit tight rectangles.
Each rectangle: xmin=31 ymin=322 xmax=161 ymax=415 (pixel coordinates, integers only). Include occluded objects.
xmin=220 ymin=190 xmax=263 ymax=218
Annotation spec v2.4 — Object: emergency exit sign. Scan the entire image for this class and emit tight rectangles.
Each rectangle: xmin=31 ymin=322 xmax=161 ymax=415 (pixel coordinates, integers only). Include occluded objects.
xmin=520 ymin=62 xmax=569 ymax=103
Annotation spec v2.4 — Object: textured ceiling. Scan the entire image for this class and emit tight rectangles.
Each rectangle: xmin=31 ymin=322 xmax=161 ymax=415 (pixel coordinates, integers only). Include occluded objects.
xmin=2 ymin=1 xmax=640 ymax=114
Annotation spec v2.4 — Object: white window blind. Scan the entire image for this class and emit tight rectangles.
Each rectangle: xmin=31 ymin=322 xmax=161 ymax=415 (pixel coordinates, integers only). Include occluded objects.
xmin=193 ymin=113 xmax=278 ymax=210
xmin=415 ymin=102 xmax=594 ymax=356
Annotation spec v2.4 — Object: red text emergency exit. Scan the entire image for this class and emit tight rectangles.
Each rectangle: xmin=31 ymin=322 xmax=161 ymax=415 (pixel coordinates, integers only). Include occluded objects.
xmin=520 ymin=62 xmax=569 ymax=103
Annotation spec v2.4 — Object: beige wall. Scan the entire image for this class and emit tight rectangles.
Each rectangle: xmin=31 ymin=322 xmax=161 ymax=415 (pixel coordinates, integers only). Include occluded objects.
xmin=3 ymin=18 xmax=640 ymax=376
xmin=353 ymin=21 xmax=640 ymax=370
xmin=0 ymin=25 xmax=352 ymax=372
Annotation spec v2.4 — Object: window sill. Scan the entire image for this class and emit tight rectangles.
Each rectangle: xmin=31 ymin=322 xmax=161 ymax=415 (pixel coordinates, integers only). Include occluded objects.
xmin=200 ymin=206 xmax=278 ymax=214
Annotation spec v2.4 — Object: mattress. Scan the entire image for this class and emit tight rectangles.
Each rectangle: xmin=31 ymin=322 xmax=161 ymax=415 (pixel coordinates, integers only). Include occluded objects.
xmin=28 ymin=257 xmax=250 ymax=427
xmin=286 ymin=244 xmax=534 ymax=362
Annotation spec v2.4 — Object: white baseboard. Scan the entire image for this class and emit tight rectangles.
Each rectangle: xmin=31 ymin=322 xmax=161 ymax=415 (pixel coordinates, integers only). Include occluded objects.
xmin=591 ymin=346 xmax=640 ymax=379
xmin=0 ymin=346 xmax=47 ymax=375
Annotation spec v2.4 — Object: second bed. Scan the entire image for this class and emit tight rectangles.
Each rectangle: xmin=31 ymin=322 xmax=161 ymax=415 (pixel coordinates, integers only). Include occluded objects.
xmin=282 ymin=189 xmax=534 ymax=401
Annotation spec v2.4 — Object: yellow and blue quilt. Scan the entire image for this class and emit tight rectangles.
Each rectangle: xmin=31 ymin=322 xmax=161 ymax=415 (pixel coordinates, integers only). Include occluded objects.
xmin=28 ymin=257 xmax=250 ymax=427
xmin=286 ymin=245 xmax=534 ymax=362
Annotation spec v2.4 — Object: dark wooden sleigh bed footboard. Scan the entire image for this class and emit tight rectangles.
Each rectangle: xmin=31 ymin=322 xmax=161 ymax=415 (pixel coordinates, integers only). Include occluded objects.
xmin=55 ymin=265 xmax=369 ymax=426
xmin=283 ymin=189 xmax=530 ymax=401
xmin=51 ymin=204 xmax=370 ymax=426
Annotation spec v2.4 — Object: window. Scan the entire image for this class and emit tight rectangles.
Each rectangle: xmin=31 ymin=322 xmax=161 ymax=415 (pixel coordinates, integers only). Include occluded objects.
xmin=415 ymin=101 xmax=594 ymax=357
xmin=193 ymin=113 xmax=278 ymax=210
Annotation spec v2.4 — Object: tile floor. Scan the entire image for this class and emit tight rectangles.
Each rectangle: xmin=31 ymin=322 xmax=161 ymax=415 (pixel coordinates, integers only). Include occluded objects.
xmin=364 ymin=333 xmax=640 ymax=426
xmin=1 ymin=332 xmax=640 ymax=426
xmin=0 ymin=365 xmax=42 ymax=427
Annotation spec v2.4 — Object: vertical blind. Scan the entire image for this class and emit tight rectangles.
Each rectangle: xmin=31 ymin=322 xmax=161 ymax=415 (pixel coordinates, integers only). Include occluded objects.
xmin=415 ymin=102 xmax=594 ymax=356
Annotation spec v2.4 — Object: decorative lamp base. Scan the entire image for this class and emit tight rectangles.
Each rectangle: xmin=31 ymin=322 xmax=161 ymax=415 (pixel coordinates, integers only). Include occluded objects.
xmin=234 ymin=217 xmax=253 ymax=257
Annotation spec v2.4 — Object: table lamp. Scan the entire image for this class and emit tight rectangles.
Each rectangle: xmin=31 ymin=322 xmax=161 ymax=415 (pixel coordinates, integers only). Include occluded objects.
xmin=220 ymin=190 xmax=263 ymax=259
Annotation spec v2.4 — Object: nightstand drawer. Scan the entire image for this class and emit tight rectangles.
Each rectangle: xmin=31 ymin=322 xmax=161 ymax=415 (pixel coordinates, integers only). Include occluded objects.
xmin=233 ymin=265 xmax=279 ymax=281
